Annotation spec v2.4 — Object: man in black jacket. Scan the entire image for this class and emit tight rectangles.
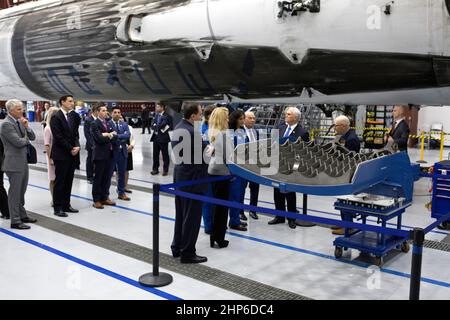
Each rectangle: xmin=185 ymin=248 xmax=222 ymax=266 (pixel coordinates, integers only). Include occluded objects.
xmin=151 ymin=102 xmax=173 ymax=176
xmin=141 ymin=104 xmax=151 ymax=134
xmin=0 ymin=138 xmax=9 ymax=219
xmin=269 ymin=107 xmax=309 ymax=229
xmin=84 ymin=105 xmax=99 ymax=184
xmin=50 ymin=95 xmax=81 ymax=217
xmin=171 ymin=103 xmax=209 ymax=264
xmin=386 ymin=105 xmax=410 ymax=152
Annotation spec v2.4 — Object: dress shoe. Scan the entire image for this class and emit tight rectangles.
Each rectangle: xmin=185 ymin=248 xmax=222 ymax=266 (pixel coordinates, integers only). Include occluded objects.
xmin=249 ymin=211 xmax=259 ymax=220
xmin=102 ymin=199 xmax=116 ymax=206
xmin=240 ymin=221 xmax=248 ymax=227
xmin=172 ymin=251 xmax=180 ymax=258
xmin=210 ymin=238 xmax=229 ymax=248
xmin=118 ymin=194 xmax=131 ymax=201
xmin=87 ymin=179 xmax=93 ymax=185
xmin=204 ymin=230 xmax=211 ymax=235
xmin=63 ymin=207 xmax=79 ymax=213
xmin=1 ymin=215 xmax=10 ymax=220
xmin=268 ymin=217 xmax=285 ymax=225
xmin=180 ymin=255 xmax=208 ymax=264
xmin=288 ymin=220 xmax=297 ymax=229
xmin=125 ymin=189 xmax=133 ymax=194
xmin=54 ymin=211 xmax=69 ymax=218
xmin=21 ymin=217 xmax=37 ymax=224
xmin=93 ymin=202 xmax=104 ymax=209
xmin=229 ymin=225 xmax=247 ymax=232
xmin=240 ymin=212 xmax=248 ymax=221
xmin=151 ymin=171 xmax=159 ymax=175
xmin=11 ymin=223 xmax=30 ymax=230
xmin=162 ymin=172 xmax=169 ymax=176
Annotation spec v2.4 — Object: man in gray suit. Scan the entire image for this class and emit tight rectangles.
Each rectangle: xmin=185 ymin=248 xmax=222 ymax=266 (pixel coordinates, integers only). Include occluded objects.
xmin=0 ymin=100 xmax=37 ymax=230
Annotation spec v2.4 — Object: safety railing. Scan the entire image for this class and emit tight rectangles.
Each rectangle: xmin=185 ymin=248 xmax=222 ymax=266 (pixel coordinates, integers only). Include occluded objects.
xmin=139 ymin=176 xmax=450 ymax=300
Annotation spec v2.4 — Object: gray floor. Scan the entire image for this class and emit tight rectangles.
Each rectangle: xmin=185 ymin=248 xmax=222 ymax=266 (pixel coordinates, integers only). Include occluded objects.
xmin=0 ymin=122 xmax=449 ymax=300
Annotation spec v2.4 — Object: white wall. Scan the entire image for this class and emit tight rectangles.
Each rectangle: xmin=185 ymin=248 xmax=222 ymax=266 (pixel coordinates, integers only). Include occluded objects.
xmin=418 ymin=106 xmax=450 ymax=146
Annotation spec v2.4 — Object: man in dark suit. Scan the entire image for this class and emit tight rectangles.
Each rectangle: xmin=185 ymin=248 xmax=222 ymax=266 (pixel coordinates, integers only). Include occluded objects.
xmin=0 ymin=137 xmax=9 ymax=220
xmin=50 ymin=95 xmax=81 ymax=217
xmin=171 ymin=103 xmax=209 ymax=264
xmin=109 ymin=107 xmax=131 ymax=201
xmin=386 ymin=105 xmax=410 ymax=152
xmin=332 ymin=115 xmax=361 ymax=235
xmin=241 ymin=111 xmax=260 ymax=220
xmin=91 ymin=105 xmax=118 ymax=209
xmin=151 ymin=102 xmax=173 ymax=176
xmin=84 ymin=105 xmax=99 ymax=184
xmin=269 ymin=107 xmax=309 ymax=229
xmin=141 ymin=104 xmax=151 ymax=134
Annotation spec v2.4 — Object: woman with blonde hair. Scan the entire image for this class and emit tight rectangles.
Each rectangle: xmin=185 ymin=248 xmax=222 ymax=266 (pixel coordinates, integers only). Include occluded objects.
xmin=208 ymin=107 xmax=233 ymax=249
xmin=44 ymin=107 xmax=59 ymax=206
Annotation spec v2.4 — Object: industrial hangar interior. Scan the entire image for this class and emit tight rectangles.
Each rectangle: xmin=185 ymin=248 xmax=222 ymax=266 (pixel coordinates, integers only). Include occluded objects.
xmin=0 ymin=0 xmax=450 ymax=302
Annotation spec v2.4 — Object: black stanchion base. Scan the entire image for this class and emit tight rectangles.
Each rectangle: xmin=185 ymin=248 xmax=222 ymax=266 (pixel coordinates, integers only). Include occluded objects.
xmin=139 ymin=272 xmax=173 ymax=288
xmin=416 ymin=160 xmax=427 ymax=164
xmin=438 ymin=222 xmax=450 ymax=231
xmin=296 ymin=219 xmax=316 ymax=227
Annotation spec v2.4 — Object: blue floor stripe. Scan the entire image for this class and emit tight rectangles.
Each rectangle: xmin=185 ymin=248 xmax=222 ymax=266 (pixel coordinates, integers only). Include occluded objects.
xmin=0 ymin=227 xmax=182 ymax=300
xmin=23 ymin=182 xmax=450 ymax=291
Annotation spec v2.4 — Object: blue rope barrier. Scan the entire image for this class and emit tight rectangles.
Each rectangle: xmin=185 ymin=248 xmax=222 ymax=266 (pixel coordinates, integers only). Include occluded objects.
xmin=160 ymin=175 xmax=233 ymax=190
xmin=164 ymin=187 xmax=410 ymax=239
xmin=424 ymin=212 xmax=450 ymax=235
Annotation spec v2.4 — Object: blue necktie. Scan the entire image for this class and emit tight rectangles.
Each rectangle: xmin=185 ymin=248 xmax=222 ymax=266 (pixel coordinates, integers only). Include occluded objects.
xmin=156 ymin=114 xmax=161 ymax=125
xmin=283 ymin=126 xmax=292 ymax=138
xmin=17 ymin=121 xmax=24 ymax=137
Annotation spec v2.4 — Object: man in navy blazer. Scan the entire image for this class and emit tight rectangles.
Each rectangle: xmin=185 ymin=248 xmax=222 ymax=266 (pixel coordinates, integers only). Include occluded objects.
xmin=332 ymin=115 xmax=361 ymax=235
xmin=90 ymin=105 xmax=118 ymax=209
xmin=269 ymin=107 xmax=309 ymax=229
xmin=335 ymin=115 xmax=361 ymax=153
xmin=171 ymin=103 xmax=209 ymax=264
xmin=151 ymin=102 xmax=173 ymax=176
xmin=84 ymin=105 xmax=99 ymax=184
xmin=109 ymin=107 xmax=131 ymax=201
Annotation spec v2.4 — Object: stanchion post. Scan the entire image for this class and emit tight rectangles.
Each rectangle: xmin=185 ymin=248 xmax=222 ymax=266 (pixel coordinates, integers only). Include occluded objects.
xmin=439 ymin=132 xmax=445 ymax=162
xmin=296 ymin=194 xmax=316 ymax=227
xmin=417 ymin=130 xmax=427 ymax=164
xmin=139 ymin=183 xmax=173 ymax=287
xmin=409 ymin=228 xmax=425 ymax=300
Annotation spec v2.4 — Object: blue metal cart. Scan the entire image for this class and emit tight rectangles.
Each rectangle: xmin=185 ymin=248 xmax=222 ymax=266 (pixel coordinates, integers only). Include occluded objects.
xmin=333 ymin=197 xmax=411 ymax=266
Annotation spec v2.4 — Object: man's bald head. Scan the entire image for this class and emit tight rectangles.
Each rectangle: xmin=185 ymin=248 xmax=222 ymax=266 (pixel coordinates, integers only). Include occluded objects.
xmin=334 ymin=115 xmax=351 ymax=135
xmin=393 ymin=105 xmax=407 ymax=121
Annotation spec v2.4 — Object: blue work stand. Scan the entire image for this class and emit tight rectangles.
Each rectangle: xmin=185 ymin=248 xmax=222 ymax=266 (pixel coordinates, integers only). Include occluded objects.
xmin=333 ymin=202 xmax=411 ymax=266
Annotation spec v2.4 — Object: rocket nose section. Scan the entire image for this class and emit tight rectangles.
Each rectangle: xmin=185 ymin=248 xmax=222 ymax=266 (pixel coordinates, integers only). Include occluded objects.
xmin=116 ymin=15 xmax=144 ymax=45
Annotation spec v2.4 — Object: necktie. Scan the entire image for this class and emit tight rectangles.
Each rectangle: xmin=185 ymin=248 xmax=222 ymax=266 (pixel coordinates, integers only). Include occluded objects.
xmin=391 ymin=121 xmax=397 ymax=134
xmin=156 ymin=114 xmax=161 ymax=125
xmin=116 ymin=121 xmax=120 ymax=132
xmin=16 ymin=121 xmax=24 ymax=137
xmin=283 ymin=126 xmax=292 ymax=138
xmin=248 ymin=129 xmax=255 ymax=142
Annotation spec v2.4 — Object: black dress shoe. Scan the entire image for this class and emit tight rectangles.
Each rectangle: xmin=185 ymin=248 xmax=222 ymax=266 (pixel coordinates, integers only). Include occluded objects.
xmin=240 ymin=212 xmax=248 ymax=221
xmin=210 ymin=238 xmax=229 ymax=248
xmin=229 ymin=225 xmax=247 ymax=231
xmin=268 ymin=217 xmax=285 ymax=225
xmin=63 ymin=207 xmax=79 ymax=213
xmin=125 ymin=189 xmax=133 ymax=194
xmin=151 ymin=171 xmax=159 ymax=175
xmin=11 ymin=223 xmax=30 ymax=230
xmin=249 ymin=211 xmax=259 ymax=220
xmin=288 ymin=220 xmax=297 ymax=229
xmin=21 ymin=217 xmax=37 ymax=224
xmin=172 ymin=251 xmax=180 ymax=258
xmin=180 ymin=255 xmax=208 ymax=264
xmin=240 ymin=221 xmax=248 ymax=227
xmin=54 ymin=211 xmax=69 ymax=218
xmin=1 ymin=215 xmax=10 ymax=220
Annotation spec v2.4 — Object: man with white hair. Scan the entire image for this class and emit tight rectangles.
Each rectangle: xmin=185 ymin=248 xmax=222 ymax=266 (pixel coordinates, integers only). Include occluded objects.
xmin=269 ymin=106 xmax=309 ymax=229
xmin=0 ymin=99 xmax=36 ymax=230
xmin=331 ymin=115 xmax=361 ymax=235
